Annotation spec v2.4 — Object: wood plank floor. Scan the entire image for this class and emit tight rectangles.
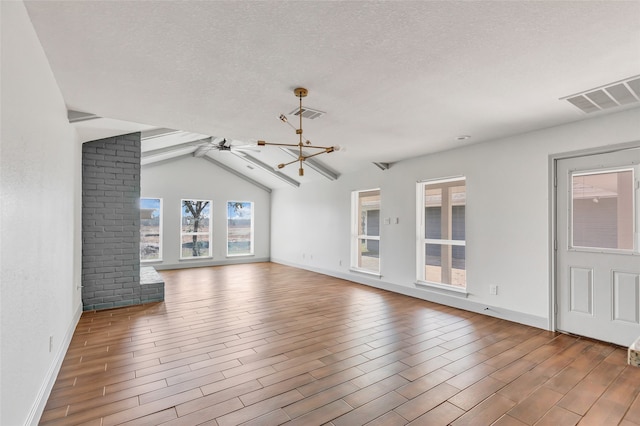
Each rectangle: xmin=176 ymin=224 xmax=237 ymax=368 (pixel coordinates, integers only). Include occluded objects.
xmin=41 ymin=262 xmax=640 ymax=425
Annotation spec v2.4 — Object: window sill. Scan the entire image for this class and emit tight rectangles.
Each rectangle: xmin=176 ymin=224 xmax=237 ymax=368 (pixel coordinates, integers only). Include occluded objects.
xmin=415 ymin=281 xmax=468 ymax=297
xmin=141 ymin=259 xmax=163 ymax=264
xmin=227 ymin=254 xmax=255 ymax=258
xmin=179 ymin=256 xmax=213 ymax=261
xmin=350 ymin=268 xmax=382 ymax=278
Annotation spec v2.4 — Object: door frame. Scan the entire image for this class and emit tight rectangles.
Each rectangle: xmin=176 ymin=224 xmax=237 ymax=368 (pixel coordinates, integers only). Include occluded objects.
xmin=550 ymin=140 xmax=640 ymax=334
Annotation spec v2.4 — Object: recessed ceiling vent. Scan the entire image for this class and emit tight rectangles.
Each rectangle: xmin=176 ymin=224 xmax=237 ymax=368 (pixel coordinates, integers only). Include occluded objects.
xmin=562 ymin=75 xmax=640 ymax=113
xmin=288 ymin=106 xmax=325 ymax=120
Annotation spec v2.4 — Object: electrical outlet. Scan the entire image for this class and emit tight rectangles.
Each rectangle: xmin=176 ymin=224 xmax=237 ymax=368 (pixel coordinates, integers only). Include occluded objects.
xmin=490 ymin=285 xmax=498 ymax=295
xmin=49 ymin=336 xmax=54 ymax=352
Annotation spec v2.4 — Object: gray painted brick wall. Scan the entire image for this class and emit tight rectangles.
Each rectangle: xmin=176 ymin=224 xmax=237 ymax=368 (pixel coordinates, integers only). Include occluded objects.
xmin=82 ymin=133 xmax=160 ymax=310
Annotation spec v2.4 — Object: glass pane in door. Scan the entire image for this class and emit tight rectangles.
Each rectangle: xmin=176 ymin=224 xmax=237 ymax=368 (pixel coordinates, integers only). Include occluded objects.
xmin=572 ymin=170 xmax=634 ymax=250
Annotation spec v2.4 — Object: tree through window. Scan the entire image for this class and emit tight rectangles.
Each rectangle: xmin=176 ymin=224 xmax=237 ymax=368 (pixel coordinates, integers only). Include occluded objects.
xmin=181 ymin=199 xmax=212 ymax=258
xmin=227 ymin=201 xmax=254 ymax=256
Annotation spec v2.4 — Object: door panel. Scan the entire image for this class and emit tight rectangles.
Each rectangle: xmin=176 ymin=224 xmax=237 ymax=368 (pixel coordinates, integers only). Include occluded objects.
xmin=556 ymin=147 xmax=640 ymax=346
xmin=569 ymin=266 xmax=593 ymax=315
xmin=613 ymin=271 xmax=639 ymax=323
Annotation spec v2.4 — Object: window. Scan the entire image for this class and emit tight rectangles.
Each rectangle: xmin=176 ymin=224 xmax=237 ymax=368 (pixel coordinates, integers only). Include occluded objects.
xmin=571 ymin=168 xmax=635 ymax=251
xmin=227 ymin=201 xmax=254 ymax=256
xmin=140 ymin=198 xmax=162 ymax=261
xmin=417 ymin=177 xmax=466 ymax=289
xmin=351 ymin=189 xmax=381 ymax=274
xmin=181 ymin=199 xmax=212 ymax=259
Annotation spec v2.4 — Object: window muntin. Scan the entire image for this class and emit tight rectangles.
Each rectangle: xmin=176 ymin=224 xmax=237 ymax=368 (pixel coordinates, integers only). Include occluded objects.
xmin=180 ymin=199 xmax=212 ymax=258
xmin=140 ymin=198 xmax=162 ymax=262
xmin=571 ymin=169 xmax=635 ymax=251
xmin=227 ymin=201 xmax=254 ymax=256
xmin=418 ymin=177 xmax=466 ymax=289
xmin=351 ymin=189 xmax=381 ymax=273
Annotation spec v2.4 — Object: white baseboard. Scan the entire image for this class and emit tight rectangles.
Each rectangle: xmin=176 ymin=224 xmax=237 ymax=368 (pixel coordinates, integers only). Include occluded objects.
xmin=154 ymin=256 xmax=270 ymax=271
xmin=27 ymin=302 xmax=83 ymax=426
xmin=271 ymin=258 xmax=548 ymax=331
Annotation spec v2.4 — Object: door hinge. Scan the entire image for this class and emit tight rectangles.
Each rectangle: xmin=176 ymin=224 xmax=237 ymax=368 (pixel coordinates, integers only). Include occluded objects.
xmin=554 ymin=239 xmax=558 ymax=251
xmin=554 ymin=303 xmax=558 ymax=314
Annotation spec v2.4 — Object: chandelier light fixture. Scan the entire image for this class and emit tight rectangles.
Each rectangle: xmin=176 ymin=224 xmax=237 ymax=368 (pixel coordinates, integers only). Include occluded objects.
xmin=258 ymin=87 xmax=336 ymax=176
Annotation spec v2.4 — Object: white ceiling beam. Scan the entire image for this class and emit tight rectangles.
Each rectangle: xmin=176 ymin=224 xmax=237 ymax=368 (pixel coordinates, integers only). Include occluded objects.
xmin=141 ymin=153 xmax=192 ymax=167
xmin=141 ymin=137 xmax=210 ymax=158
xmin=232 ymin=152 xmax=300 ymax=188
xmin=201 ymin=156 xmax=272 ymax=193
xmin=140 ymin=128 xmax=182 ymax=140
xmin=279 ymin=148 xmax=340 ymax=181
xmin=193 ymin=145 xmax=212 ymax=157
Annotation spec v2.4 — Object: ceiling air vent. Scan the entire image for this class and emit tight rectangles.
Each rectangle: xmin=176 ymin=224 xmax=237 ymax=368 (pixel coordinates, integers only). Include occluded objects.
xmin=288 ymin=106 xmax=325 ymax=120
xmin=562 ymin=75 xmax=640 ymax=114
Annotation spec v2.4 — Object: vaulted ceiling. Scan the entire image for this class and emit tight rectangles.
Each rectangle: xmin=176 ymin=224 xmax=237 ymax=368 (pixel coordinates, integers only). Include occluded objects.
xmin=24 ymin=1 xmax=640 ymax=188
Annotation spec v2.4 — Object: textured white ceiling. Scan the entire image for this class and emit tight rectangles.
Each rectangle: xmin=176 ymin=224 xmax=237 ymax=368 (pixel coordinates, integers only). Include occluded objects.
xmin=24 ymin=1 xmax=640 ymax=186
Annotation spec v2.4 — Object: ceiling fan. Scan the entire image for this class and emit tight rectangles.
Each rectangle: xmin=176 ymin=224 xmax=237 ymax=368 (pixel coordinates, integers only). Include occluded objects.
xmin=193 ymin=138 xmax=259 ymax=157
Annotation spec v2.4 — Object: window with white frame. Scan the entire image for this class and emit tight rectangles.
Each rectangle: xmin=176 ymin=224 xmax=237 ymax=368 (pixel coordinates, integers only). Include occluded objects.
xmin=227 ymin=201 xmax=254 ymax=256
xmin=417 ymin=177 xmax=466 ymax=289
xmin=180 ymin=199 xmax=212 ymax=259
xmin=351 ymin=189 xmax=381 ymax=273
xmin=140 ymin=198 xmax=162 ymax=262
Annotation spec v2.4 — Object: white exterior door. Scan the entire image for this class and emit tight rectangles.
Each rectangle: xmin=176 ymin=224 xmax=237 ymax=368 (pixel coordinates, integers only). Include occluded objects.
xmin=556 ymin=147 xmax=640 ymax=347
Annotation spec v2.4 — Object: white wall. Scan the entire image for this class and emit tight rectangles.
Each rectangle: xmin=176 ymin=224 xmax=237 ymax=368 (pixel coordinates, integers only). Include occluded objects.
xmin=271 ymin=108 xmax=640 ymax=329
xmin=1 ymin=2 xmax=83 ymax=425
xmin=141 ymin=156 xmax=271 ymax=269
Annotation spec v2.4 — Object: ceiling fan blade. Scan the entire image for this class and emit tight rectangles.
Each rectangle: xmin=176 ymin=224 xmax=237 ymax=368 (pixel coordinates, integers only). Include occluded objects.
xmin=233 ymin=146 xmax=260 ymax=152
xmin=193 ymin=145 xmax=213 ymax=157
